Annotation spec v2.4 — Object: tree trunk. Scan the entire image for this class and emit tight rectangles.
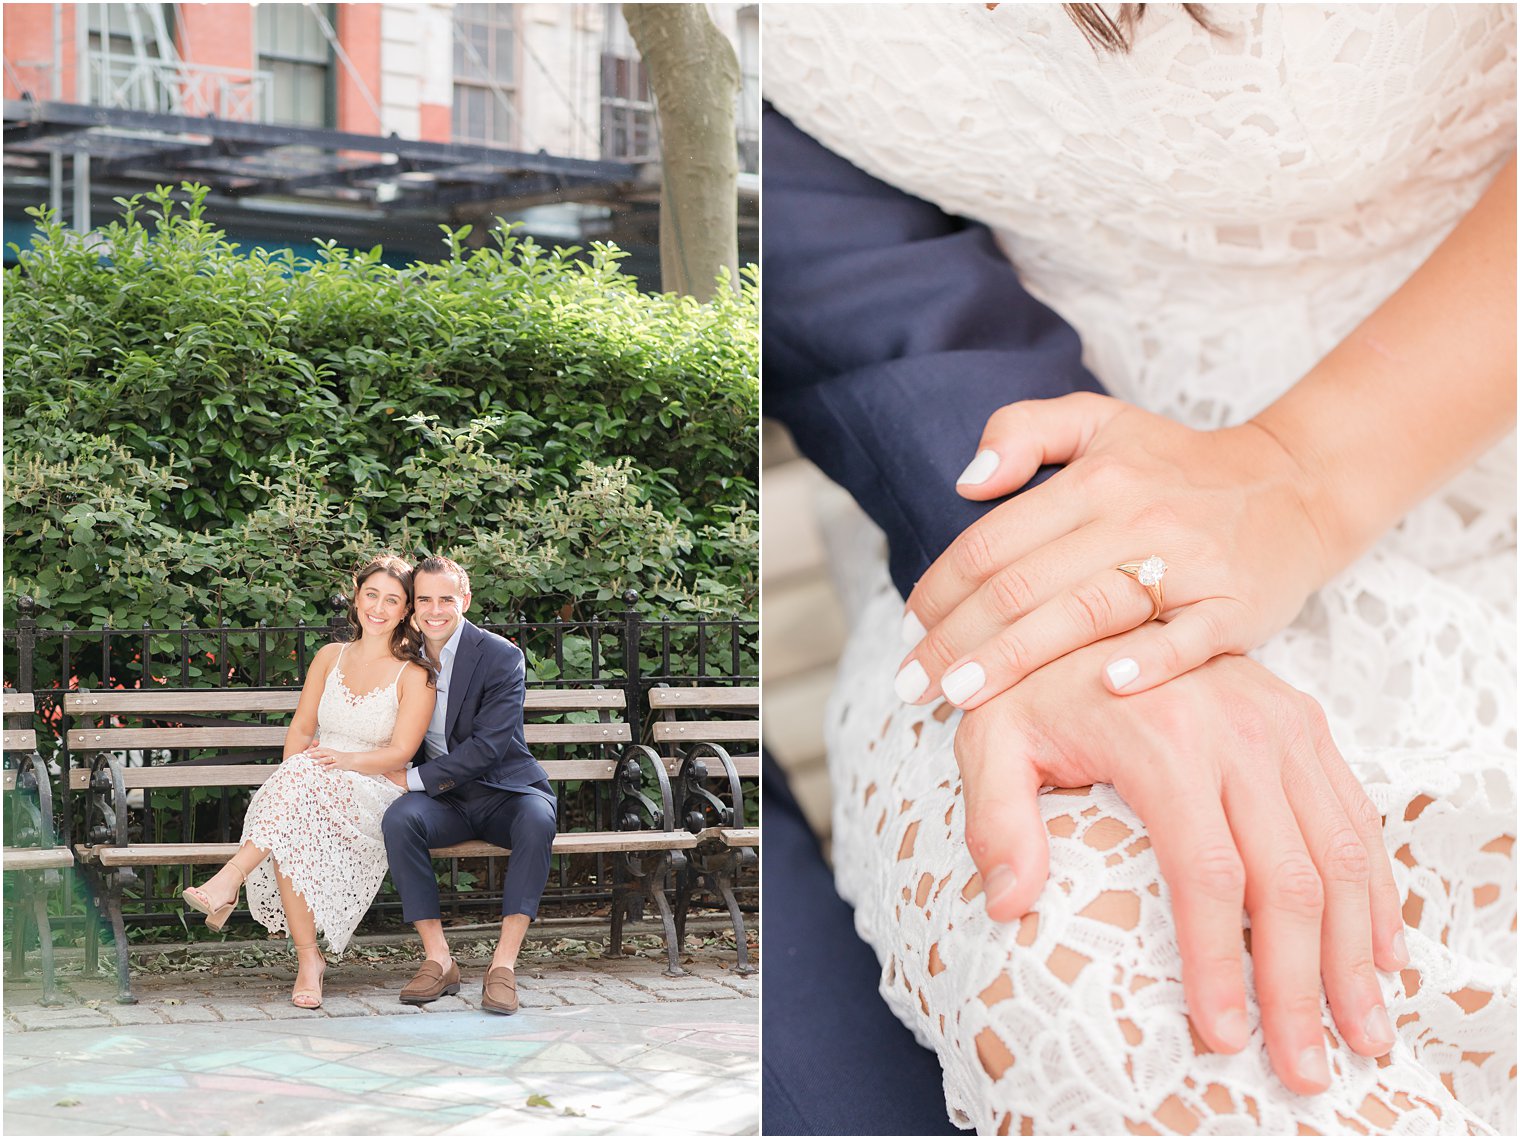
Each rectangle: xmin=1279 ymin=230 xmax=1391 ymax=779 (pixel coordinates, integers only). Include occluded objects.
xmin=623 ymin=4 xmax=740 ymax=301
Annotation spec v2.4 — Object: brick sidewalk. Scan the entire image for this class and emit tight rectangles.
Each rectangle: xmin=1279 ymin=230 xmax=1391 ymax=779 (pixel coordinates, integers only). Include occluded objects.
xmin=4 ymin=922 xmax=760 ymax=1136
xmin=5 ymin=920 xmax=758 ymax=1033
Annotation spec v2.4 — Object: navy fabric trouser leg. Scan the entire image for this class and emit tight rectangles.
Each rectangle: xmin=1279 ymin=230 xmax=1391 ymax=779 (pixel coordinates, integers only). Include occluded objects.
xmin=383 ymin=781 xmax=556 ymax=922
xmin=761 ymin=752 xmax=961 ymax=1135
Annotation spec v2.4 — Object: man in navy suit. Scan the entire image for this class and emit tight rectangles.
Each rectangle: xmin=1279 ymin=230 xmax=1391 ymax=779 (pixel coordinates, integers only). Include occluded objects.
xmin=381 ymin=555 xmax=557 ymax=1014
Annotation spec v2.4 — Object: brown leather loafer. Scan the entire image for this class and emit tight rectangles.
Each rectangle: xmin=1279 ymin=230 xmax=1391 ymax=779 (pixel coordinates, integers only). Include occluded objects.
xmin=481 ymin=965 xmax=519 ymax=1015
xmin=400 ymin=957 xmax=461 ymax=1005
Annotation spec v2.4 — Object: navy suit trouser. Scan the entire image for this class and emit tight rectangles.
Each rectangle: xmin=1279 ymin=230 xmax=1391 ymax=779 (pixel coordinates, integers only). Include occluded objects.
xmin=383 ymin=780 xmax=556 ymax=922
xmin=761 ymin=751 xmax=961 ymax=1135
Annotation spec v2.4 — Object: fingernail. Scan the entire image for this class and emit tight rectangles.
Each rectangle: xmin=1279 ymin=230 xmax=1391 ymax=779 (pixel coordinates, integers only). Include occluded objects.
xmin=901 ymin=609 xmax=927 ymax=648
xmin=984 ymin=865 xmax=1017 ymax=910
xmin=893 ymin=660 xmax=929 ymax=703
xmin=941 ymin=661 xmax=986 ymax=706
xmin=1215 ymin=1008 xmax=1249 ymax=1051
xmin=957 ymin=449 xmax=1000 ymax=487
xmin=1391 ymin=929 xmax=1410 ymax=968
xmin=1364 ymin=1004 xmax=1394 ymax=1047
xmin=1296 ymin=1044 xmax=1329 ymax=1087
xmin=1105 ymin=657 xmax=1140 ymax=690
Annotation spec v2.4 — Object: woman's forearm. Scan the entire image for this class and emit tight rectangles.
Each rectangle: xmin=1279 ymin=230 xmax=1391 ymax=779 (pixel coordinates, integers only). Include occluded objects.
xmin=337 ymin=747 xmax=414 ymax=775
xmin=283 ymin=727 xmax=316 ymax=760
xmin=1254 ymin=155 xmax=1516 ymax=571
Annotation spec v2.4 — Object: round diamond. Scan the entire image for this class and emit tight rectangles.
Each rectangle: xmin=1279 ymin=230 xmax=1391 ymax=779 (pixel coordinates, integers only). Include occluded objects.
xmin=1137 ymin=556 xmax=1167 ymax=587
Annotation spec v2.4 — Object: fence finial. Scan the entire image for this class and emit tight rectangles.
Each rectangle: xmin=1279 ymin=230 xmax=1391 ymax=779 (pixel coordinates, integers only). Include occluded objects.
xmin=18 ymin=595 xmax=37 ymax=619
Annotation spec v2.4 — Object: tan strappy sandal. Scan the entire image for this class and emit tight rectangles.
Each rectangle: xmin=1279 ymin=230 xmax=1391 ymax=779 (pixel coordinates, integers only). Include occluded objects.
xmin=181 ymin=864 xmax=246 ymax=933
xmin=291 ymin=941 xmax=326 ymax=1010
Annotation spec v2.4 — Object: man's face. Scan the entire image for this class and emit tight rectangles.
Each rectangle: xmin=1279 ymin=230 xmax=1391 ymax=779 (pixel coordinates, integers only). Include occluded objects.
xmin=413 ymin=570 xmax=471 ymax=650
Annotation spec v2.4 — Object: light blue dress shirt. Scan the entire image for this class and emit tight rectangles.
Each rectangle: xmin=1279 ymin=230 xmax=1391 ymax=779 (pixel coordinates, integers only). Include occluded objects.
xmin=405 ymin=621 xmax=465 ymax=792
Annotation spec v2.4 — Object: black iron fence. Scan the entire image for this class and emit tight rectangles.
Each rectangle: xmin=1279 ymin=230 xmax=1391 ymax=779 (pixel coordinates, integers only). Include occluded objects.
xmin=2 ymin=591 xmax=757 ymax=942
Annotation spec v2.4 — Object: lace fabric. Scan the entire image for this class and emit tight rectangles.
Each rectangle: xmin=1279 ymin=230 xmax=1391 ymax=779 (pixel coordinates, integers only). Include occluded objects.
xmin=765 ymin=4 xmax=1517 ymax=1133
xmin=243 ymin=650 xmax=407 ymax=954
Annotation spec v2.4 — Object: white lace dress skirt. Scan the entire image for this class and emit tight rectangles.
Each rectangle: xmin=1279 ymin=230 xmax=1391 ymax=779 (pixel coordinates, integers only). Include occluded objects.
xmin=765 ymin=4 xmax=1517 ymax=1134
xmin=242 ymin=664 xmax=406 ymax=954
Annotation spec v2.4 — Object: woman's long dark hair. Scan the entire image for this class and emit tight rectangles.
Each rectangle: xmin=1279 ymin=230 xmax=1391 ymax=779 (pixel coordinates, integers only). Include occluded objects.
xmin=1064 ymin=4 xmax=1215 ymax=52
xmin=347 ymin=555 xmax=438 ymax=687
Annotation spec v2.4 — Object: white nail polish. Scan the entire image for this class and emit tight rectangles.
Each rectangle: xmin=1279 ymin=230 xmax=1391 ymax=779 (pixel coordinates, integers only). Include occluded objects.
xmin=901 ymin=609 xmax=927 ymax=648
xmin=1105 ymin=657 xmax=1140 ymax=690
xmin=941 ymin=661 xmax=986 ymax=706
xmin=957 ymin=449 xmax=1000 ymax=487
xmin=1364 ymin=1005 xmax=1394 ymax=1047
xmin=1391 ymin=929 xmax=1410 ymax=968
xmin=894 ymin=660 xmax=929 ymax=703
xmin=1296 ymin=1044 xmax=1329 ymax=1086
xmin=1215 ymin=1009 xmax=1249 ymax=1051
xmin=984 ymin=865 xmax=1017 ymax=909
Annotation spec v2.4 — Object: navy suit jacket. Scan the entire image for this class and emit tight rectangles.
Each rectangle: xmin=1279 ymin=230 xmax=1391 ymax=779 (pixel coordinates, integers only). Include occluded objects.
xmin=412 ymin=619 xmax=554 ymax=805
xmin=761 ymin=107 xmax=1106 ymax=1135
xmin=763 ymin=104 xmax=1107 ymax=596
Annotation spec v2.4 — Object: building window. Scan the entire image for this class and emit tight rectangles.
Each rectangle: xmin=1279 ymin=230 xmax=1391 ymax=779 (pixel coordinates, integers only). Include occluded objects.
xmin=452 ymin=4 xmax=518 ymax=147
xmin=87 ymin=4 xmax=167 ymax=112
xmin=736 ymin=6 xmax=759 ymax=173
xmin=257 ymin=3 xmax=334 ymax=129
xmin=601 ymin=7 xmax=657 ymax=162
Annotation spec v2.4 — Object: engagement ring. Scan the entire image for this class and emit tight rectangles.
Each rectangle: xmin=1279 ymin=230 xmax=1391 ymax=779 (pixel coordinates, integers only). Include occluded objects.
xmin=1115 ymin=555 xmax=1167 ymax=622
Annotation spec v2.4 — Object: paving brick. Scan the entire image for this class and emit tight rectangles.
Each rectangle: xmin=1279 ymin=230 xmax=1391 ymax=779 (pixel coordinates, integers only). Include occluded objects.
xmin=211 ymin=1004 xmax=272 ymax=1022
xmin=310 ymin=996 xmax=369 ymax=1019
xmin=103 ymin=1005 xmax=169 ymax=1027
xmin=156 ymin=1003 xmax=221 ymax=1024
xmin=545 ymin=986 xmax=613 ymax=1005
xmin=260 ymin=1002 xmax=323 ymax=1020
xmin=353 ymin=998 xmax=422 ymax=1016
xmin=421 ymin=995 xmax=471 ymax=1014
xmin=8 ymin=1008 xmax=113 ymax=1032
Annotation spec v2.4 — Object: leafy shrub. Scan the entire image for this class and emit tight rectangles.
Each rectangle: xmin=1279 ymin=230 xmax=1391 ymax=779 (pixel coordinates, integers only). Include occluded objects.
xmin=4 ymin=184 xmax=757 ymax=641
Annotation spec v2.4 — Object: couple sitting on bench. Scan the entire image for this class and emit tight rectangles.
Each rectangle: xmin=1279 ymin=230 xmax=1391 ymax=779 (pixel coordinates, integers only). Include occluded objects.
xmin=180 ymin=554 xmax=555 ymax=1013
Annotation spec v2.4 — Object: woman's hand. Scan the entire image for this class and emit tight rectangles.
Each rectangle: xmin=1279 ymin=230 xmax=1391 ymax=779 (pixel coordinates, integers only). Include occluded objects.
xmin=895 ymin=392 xmax=1337 ymax=707
xmin=310 ymin=746 xmax=361 ymax=772
xmin=953 ymin=632 xmax=1406 ymax=1095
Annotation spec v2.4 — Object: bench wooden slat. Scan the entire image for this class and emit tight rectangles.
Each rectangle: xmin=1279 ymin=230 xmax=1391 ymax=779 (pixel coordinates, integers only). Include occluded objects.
xmin=64 ymin=688 xmax=625 ymax=716
xmin=525 ymin=723 xmax=631 ymax=744
xmin=649 ymin=687 xmax=759 ymax=709
xmin=659 ymin=755 xmax=760 ymax=779
xmin=524 ymin=690 xmax=625 ymax=710
xmin=715 ymin=827 xmax=759 ymax=847
xmin=66 ymin=691 xmax=302 ymax=714
xmin=3 ymin=693 xmax=36 ymax=714
xmin=86 ymin=828 xmax=698 ymax=867
xmin=1 ymin=772 xmax=14 ymax=791
xmin=3 ymin=730 xmax=37 ymax=751
xmin=3 ymin=847 xmax=74 ymax=870
xmin=68 ymin=723 xmax=630 ymax=751
xmin=69 ymin=726 xmax=290 ymax=749
xmin=653 ymin=721 xmax=758 ymax=743
xmin=70 ymin=757 xmax=626 ymax=791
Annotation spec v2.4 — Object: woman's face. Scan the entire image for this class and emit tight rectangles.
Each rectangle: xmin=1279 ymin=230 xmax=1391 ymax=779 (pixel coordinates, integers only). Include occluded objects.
xmin=355 ymin=570 xmax=410 ymax=639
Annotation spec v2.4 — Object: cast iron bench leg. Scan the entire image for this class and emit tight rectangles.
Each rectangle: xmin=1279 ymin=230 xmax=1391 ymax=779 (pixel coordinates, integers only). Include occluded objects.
xmin=106 ymin=872 xmax=135 ymax=1004
xmin=646 ymin=852 xmax=685 ymax=978
xmin=33 ymin=883 xmax=62 ymax=1006
xmin=714 ymin=861 xmax=755 ymax=975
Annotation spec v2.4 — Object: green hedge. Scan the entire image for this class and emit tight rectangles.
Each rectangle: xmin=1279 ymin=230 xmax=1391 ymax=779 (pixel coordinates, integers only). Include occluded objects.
xmin=4 ymin=185 xmax=757 ymax=634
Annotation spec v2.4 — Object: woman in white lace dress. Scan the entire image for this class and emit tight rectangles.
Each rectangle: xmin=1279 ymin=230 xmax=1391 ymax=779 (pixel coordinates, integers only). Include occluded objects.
xmin=182 ymin=555 xmax=436 ymax=1008
xmin=765 ymin=4 xmax=1514 ymax=1134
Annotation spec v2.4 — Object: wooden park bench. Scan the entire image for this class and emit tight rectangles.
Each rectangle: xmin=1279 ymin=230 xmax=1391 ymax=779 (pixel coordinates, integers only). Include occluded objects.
xmin=4 ymin=692 xmax=73 ymax=1005
xmin=64 ymin=685 xmax=696 ymax=1002
xmin=650 ymin=685 xmax=760 ymax=974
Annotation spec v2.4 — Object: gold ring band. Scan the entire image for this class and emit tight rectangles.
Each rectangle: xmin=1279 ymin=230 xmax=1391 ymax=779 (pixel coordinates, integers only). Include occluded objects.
xmin=1115 ymin=555 xmax=1167 ymax=622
